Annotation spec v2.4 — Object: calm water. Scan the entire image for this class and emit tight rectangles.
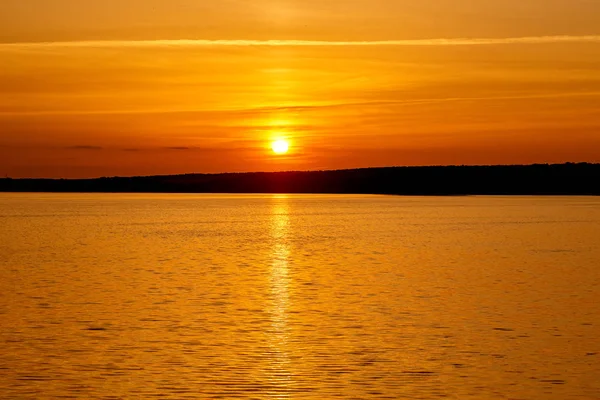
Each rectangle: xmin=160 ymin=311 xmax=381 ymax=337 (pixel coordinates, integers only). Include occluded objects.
xmin=1 ymin=194 xmax=599 ymax=399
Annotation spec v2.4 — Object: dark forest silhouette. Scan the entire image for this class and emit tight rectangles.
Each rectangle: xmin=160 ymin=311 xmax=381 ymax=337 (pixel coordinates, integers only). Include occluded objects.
xmin=1 ymin=163 xmax=599 ymax=195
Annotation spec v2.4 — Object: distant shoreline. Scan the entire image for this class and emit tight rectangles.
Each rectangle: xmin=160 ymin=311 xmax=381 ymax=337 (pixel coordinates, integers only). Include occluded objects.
xmin=1 ymin=163 xmax=599 ymax=195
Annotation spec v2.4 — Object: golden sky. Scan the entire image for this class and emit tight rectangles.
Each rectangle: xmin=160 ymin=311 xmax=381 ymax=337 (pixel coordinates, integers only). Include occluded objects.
xmin=1 ymin=1 xmax=600 ymax=177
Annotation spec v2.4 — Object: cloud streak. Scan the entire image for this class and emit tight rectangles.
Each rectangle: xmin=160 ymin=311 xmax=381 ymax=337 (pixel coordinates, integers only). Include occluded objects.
xmin=66 ymin=145 xmax=103 ymax=150
xmin=2 ymin=91 xmax=600 ymax=117
xmin=2 ymin=36 xmax=600 ymax=49
xmin=165 ymin=146 xmax=192 ymax=151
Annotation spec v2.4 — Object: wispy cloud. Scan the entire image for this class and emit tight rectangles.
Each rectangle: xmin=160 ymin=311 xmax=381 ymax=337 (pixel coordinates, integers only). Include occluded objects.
xmin=2 ymin=91 xmax=600 ymax=117
xmin=66 ymin=145 xmax=103 ymax=150
xmin=1 ymin=144 xmax=244 ymax=154
xmin=2 ymin=36 xmax=600 ymax=49
xmin=165 ymin=146 xmax=192 ymax=151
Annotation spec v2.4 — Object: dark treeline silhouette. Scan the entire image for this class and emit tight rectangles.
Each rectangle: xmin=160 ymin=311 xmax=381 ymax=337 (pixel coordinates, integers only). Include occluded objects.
xmin=1 ymin=163 xmax=599 ymax=195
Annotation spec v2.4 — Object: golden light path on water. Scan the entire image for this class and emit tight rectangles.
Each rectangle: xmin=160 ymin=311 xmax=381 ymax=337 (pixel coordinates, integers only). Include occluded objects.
xmin=267 ymin=195 xmax=292 ymax=397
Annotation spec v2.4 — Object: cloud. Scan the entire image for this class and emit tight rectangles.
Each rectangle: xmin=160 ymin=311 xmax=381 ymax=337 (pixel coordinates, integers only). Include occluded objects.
xmin=3 ymin=144 xmax=246 ymax=154
xmin=1 ymin=36 xmax=600 ymax=49
xmin=160 ymin=146 xmax=247 ymax=153
xmin=66 ymin=145 xmax=103 ymax=150
xmin=2 ymin=91 xmax=599 ymax=117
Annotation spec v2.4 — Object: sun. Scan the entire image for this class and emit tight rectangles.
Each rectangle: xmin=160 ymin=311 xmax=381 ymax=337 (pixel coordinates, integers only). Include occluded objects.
xmin=271 ymin=139 xmax=289 ymax=155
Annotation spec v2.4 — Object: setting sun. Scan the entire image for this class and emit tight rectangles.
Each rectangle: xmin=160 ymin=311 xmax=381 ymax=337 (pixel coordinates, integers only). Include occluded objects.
xmin=272 ymin=140 xmax=290 ymax=155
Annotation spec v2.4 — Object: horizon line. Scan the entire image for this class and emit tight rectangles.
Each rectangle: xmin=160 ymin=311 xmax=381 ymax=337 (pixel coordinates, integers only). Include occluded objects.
xmin=2 ymin=35 xmax=600 ymax=49
xmin=2 ymin=162 xmax=598 ymax=181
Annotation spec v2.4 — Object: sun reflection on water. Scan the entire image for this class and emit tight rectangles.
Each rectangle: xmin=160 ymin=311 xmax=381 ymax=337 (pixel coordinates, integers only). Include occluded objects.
xmin=266 ymin=195 xmax=292 ymax=396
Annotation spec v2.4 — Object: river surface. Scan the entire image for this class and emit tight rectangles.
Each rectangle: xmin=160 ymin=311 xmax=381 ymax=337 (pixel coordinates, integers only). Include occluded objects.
xmin=1 ymin=194 xmax=599 ymax=399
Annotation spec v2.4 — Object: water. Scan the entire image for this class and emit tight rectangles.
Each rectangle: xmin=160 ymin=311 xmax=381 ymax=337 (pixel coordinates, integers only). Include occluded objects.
xmin=1 ymin=193 xmax=599 ymax=399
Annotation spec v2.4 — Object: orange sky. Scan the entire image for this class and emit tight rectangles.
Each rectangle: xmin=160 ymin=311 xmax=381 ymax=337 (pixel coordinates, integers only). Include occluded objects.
xmin=1 ymin=1 xmax=600 ymax=178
